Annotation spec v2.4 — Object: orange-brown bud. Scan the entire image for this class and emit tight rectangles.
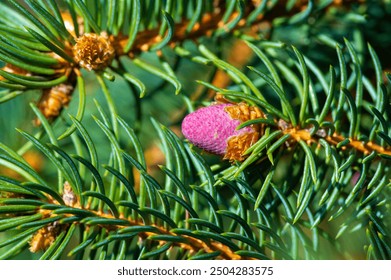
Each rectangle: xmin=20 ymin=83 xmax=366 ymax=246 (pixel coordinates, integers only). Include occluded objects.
xmin=73 ymin=33 xmax=115 ymax=71
xmin=29 ymin=222 xmax=63 ymax=253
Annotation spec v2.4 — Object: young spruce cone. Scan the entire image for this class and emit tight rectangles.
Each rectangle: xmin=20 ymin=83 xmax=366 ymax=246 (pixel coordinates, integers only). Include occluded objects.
xmin=182 ymin=103 xmax=264 ymax=162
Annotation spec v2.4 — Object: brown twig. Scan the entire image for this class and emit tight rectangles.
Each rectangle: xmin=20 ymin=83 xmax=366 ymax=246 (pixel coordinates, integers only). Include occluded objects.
xmin=34 ymin=199 xmax=252 ymax=259
xmin=283 ymin=126 xmax=391 ymax=157
xmin=117 ymin=0 xmax=362 ymax=58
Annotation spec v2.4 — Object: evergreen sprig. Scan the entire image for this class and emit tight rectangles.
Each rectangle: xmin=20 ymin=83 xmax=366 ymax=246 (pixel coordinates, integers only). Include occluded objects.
xmin=187 ymin=40 xmax=391 ymax=256
xmin=0 ymin=0 xmax=355 ymax=128
xmin=1 ymin=0 xmax=391 ymax=260
xmin=1 ymin=102 xmax=292 ymax=260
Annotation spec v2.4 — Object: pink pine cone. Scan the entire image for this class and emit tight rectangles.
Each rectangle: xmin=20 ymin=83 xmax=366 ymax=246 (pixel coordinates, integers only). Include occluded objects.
xmin=181 ymin=103 xmax=253 ymax=155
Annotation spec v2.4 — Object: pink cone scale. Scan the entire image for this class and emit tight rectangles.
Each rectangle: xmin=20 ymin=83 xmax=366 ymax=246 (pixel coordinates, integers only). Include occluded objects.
xmin=181 ymin=103 xmax=261 ymax=161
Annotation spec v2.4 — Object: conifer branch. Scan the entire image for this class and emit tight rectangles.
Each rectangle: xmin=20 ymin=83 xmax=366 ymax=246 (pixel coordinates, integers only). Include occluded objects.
xmin=29 ymin=202 xmax=252 ymax=260
xmin=282 ymin=126 xmax=391 ymax=158
xmin=1 ymin=0 xmax=390 ymax=261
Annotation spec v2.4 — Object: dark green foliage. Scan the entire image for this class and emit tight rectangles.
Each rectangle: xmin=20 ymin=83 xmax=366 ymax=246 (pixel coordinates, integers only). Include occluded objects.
xmin=0 ymin=0 xmax=391 ymax=260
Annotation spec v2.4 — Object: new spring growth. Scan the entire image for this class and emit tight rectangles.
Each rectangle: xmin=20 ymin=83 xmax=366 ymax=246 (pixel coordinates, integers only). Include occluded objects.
xmin=182 ymin=102 xmax=264 ymax=162
xmin=73 ymin=32 xmax=115 ymax=71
